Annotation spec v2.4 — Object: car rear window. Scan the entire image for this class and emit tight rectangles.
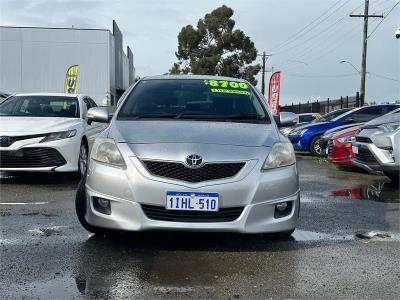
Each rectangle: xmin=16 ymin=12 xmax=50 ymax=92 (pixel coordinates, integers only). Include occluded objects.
xmin=117 ymin=79 xmax=270 ymax=123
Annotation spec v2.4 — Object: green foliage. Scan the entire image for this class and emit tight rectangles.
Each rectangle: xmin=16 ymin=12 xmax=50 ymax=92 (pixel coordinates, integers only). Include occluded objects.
xmin=169 ymin=5 xmax=261 ymax=85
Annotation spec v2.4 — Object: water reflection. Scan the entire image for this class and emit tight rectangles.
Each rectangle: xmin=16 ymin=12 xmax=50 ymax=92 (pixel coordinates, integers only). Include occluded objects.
xmin=71 ymin=230 xmax=352 ymax=298
xmin=331 ymin=179 xmax=399 ymax=203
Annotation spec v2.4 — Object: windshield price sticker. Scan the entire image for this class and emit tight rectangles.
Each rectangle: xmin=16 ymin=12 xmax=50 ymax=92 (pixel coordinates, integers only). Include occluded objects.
xmin=204 ymin=80 xmax=249 ymax=90
xmin=204 ymin=80 xmax=250 ymax=95
xmin=211 ymin=88 xmax=250 ymax=95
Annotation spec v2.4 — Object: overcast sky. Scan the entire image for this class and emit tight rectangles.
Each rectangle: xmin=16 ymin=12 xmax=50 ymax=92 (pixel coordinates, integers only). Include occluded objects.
xmin=1 ymin=0 xmax=399 ymax=105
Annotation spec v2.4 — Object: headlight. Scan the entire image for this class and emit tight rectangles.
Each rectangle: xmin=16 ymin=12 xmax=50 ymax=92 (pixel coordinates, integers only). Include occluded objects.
xmin=40 ymin=130 xmax=77 ymax=143
xmin=337 ymin=136 xmax=355 ymax=144
xmin=381 ymin=122 xmax=400 ymax=132
xmin=262 ymin=142 xmax=296 ymax=170
xmin=91 ymin=137 xmax=126 ymax=169
xmin=280 ymin=127 xmax=292 ymax=136
xmin=292 ymin=129 xmax=308 ymax=136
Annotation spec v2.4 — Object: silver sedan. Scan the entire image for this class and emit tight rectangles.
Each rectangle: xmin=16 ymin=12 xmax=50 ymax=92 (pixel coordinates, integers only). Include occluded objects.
xmin=76 ymin=75 xmax=300 ymax=237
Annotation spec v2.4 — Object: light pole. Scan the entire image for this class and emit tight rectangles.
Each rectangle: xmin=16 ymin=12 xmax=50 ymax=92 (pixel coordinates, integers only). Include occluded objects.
xmin=340 ymin=60 xmax=361 ymax=74
xmin=339 ymin=60 xmax=367 ymax=107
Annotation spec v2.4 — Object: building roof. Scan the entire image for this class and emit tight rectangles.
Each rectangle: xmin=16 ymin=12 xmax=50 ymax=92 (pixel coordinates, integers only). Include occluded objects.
xmin=0 ymin=25 xmax=109 ymax=32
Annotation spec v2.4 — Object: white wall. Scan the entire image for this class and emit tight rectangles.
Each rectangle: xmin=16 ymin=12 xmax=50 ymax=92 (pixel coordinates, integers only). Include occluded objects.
xmin=0 ymin=27 xmax=110 ymax=104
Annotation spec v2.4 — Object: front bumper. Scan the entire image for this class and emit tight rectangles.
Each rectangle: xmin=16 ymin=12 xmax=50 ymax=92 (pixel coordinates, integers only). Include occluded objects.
xmin=329 ymin=140 xmax=353 ymax=165
xmin=351 ymin=142 xmax=383 ymax=174
xmin=289 ymin=135 xmax=308 ymax=152
xmin=0 ymin=135 xmax=81 ymax=172
xmin=84 ymin=154 xmax=300 ymax=233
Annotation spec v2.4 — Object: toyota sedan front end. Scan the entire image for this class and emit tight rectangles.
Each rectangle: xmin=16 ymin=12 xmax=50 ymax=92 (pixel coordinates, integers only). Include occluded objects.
xmin=76 ymin=75 xmax=300 ymax=237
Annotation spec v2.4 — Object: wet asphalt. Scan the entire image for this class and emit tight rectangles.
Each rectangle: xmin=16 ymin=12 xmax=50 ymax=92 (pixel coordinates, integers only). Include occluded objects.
xmin=0 ymin=156 xmax=399 ymax=299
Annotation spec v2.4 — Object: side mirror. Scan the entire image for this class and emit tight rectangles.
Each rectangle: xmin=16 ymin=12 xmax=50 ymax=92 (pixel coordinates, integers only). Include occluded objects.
xmin=87 ymin=107 xmax=110 ymax=125
xmin=278 ymin=112 xmax=298 ymax=127
xmin=343 ymin=117 xmax=354 ymax=124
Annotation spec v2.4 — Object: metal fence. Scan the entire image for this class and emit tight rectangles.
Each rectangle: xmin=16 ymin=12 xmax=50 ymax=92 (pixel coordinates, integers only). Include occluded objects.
xmin=280 ymin=93 xmax=360 ymax=114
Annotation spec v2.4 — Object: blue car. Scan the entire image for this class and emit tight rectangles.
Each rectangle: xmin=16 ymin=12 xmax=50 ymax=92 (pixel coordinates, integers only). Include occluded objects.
xmin=288 ymin=104 xmax=399 ymax=156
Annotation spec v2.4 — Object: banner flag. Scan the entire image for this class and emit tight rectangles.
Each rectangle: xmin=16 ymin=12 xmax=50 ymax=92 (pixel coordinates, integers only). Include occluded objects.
xmin=64 ymin=65 xmax=78 ymax=94
xmin=268 ymin=72 xmax=281 ymax=115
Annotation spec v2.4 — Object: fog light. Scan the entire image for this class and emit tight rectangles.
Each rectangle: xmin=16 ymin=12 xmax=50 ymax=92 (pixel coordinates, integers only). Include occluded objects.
xmin=93 ymin=197 xmax=111 ymax=215
xmin=274 ymin=201 xmax=293 ymax=218
xmin=276 ymin=202 xmax=288 ymax=212
xmin=98 ymin=198 xmax=109 ymax=208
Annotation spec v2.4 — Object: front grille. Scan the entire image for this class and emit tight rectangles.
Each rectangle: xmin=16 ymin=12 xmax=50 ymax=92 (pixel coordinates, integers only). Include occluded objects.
xmin=327 ymin=139 xmax=334 ymax=157
xmin=0 ymin=134 xmax=46 ymax=147
xmin=355 ymin=147 xmax=376 ymax=163
xmin=0 ymin=147 xmax=67 ymax=168
xmin=142 ymin=160 xmax=245 ymax=183
xmin=141 ymin=204 xmax=244 ymax=222
xmin=355 ymin=136 xmax=372 ymax=143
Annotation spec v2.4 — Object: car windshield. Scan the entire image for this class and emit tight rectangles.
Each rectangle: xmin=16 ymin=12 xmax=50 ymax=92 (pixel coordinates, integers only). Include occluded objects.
xmin=299 ymin=114 xmax=319 ymax=123
xmin=0 ymin=95 xmax=80 ymax=118
xmin=117 ymin=79 xmax=270 ymax=123
xmin=315 ymin=109 xmax=351 ymax=122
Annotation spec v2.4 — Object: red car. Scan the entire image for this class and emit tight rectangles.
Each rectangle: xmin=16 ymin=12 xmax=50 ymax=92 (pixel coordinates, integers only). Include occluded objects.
xmin=327 ymin=125 xmax=362 ymax=165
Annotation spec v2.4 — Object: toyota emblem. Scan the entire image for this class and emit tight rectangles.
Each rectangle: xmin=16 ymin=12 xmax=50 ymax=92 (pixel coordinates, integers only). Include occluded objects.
xmin=185 ymin=154 xmax=203 ymax=168
xmin=0 ymin=136 xmax=11 ymax=146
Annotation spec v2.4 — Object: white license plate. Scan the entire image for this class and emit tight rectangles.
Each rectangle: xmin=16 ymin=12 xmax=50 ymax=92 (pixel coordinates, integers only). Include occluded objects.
xmin=166 ymin=191 xmax=219 ymax=211
xmin=352 ymin=145 xmax=359 ymax=154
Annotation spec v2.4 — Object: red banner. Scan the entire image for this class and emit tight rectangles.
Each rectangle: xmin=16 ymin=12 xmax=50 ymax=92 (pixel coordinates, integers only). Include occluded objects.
xmin=268 ymin=72 xmax=281 ymax=115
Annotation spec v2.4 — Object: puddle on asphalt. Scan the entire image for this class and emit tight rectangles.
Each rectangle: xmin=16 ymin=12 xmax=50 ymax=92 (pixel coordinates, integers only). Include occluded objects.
xmin=292 ymin=230 xmax=353 ymax=242
xmin=331 ymin=179 xmax=399 ymax=203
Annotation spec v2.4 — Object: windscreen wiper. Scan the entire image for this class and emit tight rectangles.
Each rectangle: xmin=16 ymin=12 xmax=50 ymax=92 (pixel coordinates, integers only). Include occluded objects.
xmin=224 ymin=113 xmax=264 ymax=120
xmin=173 ymin=112 xmax=214 ymax=119
xmin=123 ymin=113 xmax=179 ymax=119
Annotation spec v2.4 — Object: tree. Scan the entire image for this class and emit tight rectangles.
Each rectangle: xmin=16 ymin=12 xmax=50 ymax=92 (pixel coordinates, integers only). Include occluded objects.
xmin=169 ymin=5 xmax=261 ymax=85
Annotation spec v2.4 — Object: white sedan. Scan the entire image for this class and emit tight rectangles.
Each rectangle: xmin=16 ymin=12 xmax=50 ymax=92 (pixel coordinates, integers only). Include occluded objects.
xmin=0 ymin=93 xmax=107 ymax=176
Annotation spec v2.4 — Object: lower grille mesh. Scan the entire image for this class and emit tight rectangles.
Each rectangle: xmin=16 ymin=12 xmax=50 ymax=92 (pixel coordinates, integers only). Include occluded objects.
xmin=0 ymin=147 xmax=67 ymax=168
xmin=355 ymin=147 xmax=377 ymax=163
xmin=327 ymin=139 xmax=334 ymax=157
xmin=141 ymin=204 xmax=244 ymax=223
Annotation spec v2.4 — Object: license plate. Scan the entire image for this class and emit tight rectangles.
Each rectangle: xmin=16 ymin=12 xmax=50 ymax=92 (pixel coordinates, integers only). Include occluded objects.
xmin=352 ymin=145 xmax=358 ymax=154
xmin=166 ymin=191 xmax=219 ymax=211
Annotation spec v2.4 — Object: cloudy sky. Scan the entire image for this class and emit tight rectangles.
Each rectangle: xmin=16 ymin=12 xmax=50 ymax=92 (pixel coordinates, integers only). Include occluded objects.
xmin=1 ymin=0 xmax=399 ymax=105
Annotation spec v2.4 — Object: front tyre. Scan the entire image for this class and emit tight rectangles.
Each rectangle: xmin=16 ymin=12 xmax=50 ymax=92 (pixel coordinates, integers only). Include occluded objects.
xmin=75 ymin=178 xmax=108 ymax=235
xmin=78 ymin=141 xmax=88 ymax=177
xmin=310 ymin=135 xmax=323 ymax=156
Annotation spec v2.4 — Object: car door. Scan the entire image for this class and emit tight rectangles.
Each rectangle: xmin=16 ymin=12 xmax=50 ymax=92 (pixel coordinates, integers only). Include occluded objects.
xmin=81 ymin=97 xmax=100 ymax=148
xmin=86 ymin=97 xmax=108 ymax=145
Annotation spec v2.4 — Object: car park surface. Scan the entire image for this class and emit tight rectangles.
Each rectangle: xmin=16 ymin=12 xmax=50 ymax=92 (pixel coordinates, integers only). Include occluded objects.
xmin=0 ymin=156 xmax=399 ymax=299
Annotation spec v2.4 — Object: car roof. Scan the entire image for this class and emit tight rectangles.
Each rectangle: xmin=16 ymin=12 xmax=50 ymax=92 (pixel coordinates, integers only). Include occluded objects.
xmin=141 ymin=74 xmax=249 ymax=82
xmin=12 ymin=93 xmax=85 ymax=98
